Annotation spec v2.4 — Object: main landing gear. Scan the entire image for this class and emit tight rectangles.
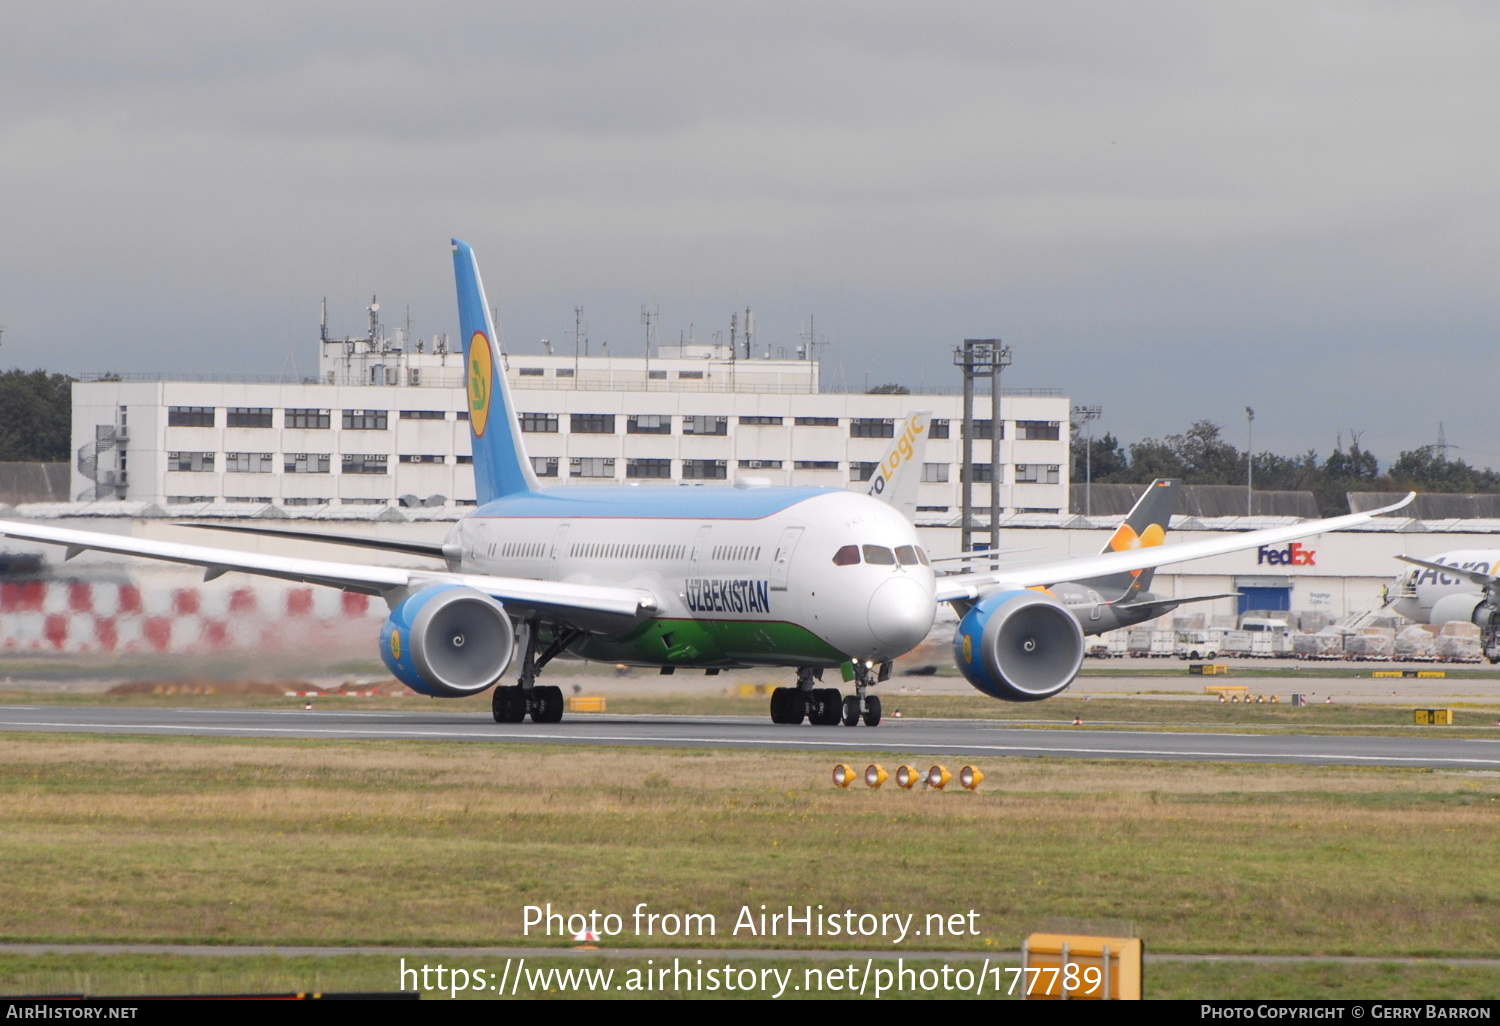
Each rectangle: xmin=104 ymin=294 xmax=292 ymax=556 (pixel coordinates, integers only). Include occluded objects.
xmin=769 ymin=664 xmax=885 ymax=727
xmin=492 ymin=621 xmax=583 ymax=725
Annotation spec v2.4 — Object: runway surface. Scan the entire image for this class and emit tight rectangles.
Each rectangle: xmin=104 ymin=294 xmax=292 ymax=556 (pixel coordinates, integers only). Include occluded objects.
xmin=2 ymin=704 xmax=1498 ymax=769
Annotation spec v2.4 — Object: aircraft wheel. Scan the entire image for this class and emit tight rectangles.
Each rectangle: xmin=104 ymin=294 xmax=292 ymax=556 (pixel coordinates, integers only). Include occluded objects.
xmin=841 ymin=695 xmax=861 ymax=726
xmin=532 ymin=685 xmax=564 ymax=724
xmin=769 ymin=687 xmax=787 ymax=723
xmin=862 ymin=695 xmax=882 ymax=727
xmin=811 ymin=688 xmax=841 ymax=725
xmin=493 ymin=685 xmax=526 ymax=724
xmin=785 ymin=689 xmax=807 ymax=724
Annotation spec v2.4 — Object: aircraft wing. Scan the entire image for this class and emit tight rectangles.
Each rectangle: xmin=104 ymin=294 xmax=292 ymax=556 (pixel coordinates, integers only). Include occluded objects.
xmin=0 ymin=518 xmax=657 ymax=625
xmin=935 ymin=493 xmax=1416 ymax=603
xmin=1395 ymin=555 xmax=1500 ymax=591
xmin=1111 ymin=592 xmax=1241 ymax=613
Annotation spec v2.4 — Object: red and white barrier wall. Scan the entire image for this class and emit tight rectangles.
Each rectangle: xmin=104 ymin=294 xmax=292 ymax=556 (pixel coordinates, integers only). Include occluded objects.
xmin=0 ymin=579 xmax=386 ymax=654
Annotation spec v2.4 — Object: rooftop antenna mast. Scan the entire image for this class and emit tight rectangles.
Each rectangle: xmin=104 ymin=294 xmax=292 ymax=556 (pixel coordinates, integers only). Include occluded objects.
xmin=743 ymin=308 xmax=754 ymax=359
xmin=572 ymin=305 xmax=585 ymax=386
xmin=319 ymin=299 xmax=328 ymax=342
xmin=641 ymin=304 xmax=657 ymax=384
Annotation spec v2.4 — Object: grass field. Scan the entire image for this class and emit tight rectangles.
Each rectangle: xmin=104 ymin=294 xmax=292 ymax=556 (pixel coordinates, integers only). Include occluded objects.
xmin=5 ymin=953 xmax=1500 ymax=1000
xmin=2 ymin=733 xmax=1497 ymax=970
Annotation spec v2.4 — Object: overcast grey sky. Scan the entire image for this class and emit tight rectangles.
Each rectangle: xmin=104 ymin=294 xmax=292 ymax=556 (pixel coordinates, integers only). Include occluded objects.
xmin=2 ymin=2 xmax=1495 ymax=463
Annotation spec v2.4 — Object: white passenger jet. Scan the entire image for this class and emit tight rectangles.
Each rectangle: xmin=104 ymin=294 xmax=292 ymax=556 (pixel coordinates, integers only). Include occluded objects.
xmin=0 ymin=241 xmax=1414 ymax=726
xmin=1390 ymin=550 xmax=1500 ymax=662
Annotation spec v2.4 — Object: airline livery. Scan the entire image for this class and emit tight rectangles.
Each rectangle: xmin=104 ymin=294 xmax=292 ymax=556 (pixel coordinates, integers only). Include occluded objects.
xmin=0 ymin=241 xmax=1414 ymax=725
xmin=1390 ymin=551 xmax=1500 ymax=663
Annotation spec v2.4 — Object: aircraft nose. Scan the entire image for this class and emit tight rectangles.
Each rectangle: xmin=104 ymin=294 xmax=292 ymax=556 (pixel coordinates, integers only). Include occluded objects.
xmin=867 ymin=576 xmax=935 ymax=652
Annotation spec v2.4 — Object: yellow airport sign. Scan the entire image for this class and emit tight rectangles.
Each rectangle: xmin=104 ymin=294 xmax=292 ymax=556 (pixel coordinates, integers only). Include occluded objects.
xmin=1021 ymin=932 xmax=1143 ymax=1000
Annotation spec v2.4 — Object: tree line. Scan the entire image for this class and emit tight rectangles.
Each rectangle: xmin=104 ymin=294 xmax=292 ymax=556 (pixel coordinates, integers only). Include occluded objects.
xmin=1071 ymin=419 xmax=1500 ymax=517
xmin=0 ymin=370 xmax=72 ymax=463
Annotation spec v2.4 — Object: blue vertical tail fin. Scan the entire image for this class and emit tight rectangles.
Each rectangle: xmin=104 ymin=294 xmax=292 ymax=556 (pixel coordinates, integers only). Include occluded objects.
xmin=452 ymin=239 xmax=539 ymax=503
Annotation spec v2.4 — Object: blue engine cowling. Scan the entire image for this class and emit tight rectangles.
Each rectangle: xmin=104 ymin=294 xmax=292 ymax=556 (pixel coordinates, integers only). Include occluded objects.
xmin=380 ymin=585 xmax=515 ymax=697
xmin=952 ymin=589 xmax=1084 ymax=702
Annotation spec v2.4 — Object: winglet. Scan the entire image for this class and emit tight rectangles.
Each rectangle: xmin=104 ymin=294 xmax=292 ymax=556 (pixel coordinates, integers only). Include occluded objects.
xmin=452 ymin=239 xmax=540 ymax=502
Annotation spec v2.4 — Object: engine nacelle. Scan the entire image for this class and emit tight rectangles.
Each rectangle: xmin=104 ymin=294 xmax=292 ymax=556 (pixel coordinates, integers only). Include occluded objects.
xmin=1430 ymin=592 xmax=1491 ymax=629
xmin=380 ymin=585 xmax=515 ymax=697
xmin=953 ymin=589 xmax=1084 ymax=702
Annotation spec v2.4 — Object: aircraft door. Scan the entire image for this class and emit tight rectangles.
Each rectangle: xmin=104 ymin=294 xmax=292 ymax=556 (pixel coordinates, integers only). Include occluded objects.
xmin=690 ymin=525 xmax=712 ymax=575
xmin=548 ymin=523 xmax=570 ymax=581
xmin=770 ymin=526 xmax=804 ymax=592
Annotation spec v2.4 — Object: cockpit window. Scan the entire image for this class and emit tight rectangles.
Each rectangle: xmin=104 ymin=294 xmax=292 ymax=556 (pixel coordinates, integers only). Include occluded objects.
xmin=916 ymin=547 xmax=930 ymax=566
xmin=862 ymin=545 xmax=896 ymax=565
xmin=832 ymin=544 xmax=861 ymax=566
xmin=894 ymin=545 xmax=920 ymax=566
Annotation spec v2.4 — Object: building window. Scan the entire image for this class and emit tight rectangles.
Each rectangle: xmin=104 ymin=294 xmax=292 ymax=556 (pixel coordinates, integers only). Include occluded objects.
xmin=627 ymin=414 xmax=672 ymax=434
xmin=225 ymin=495 xmax=272 ymax=505
xmin=678 ymin=370 xmax=704 ymax=380
xmin=648 ymin=370 xmax=667 ymax=380
xmin=738 ymin=416 xmax=783 ymax=426
xmin=167 ymin=451 xmax=215 ymax=472
xmin=571 ymin=457 xmax=615 ymax=478
xmin=456 ymin=455 xmax=473 ymax=464
xmin=531 ymin=456 xmax=559 ymax=477
xmin=626 ymin=458 xmax=672 ymax=479
xmin=456 ymin=411 xmax=469 ymax=421
xmin=519 ymin=367 xmax=545 ymax=376
xmin=921 ymin=463 xmax=949 ymax=483
xmin=555 ymin=367 xmax=575 ymax=378
xmin=570 ymin=413 xmax=616 ymax=434
xmin=682 ymin=415 xmax=727 ymax=436
xmin=1017 ymin=420 xmax=1061 ymax=441
xmin=849 ymin=462 xmax=877 ymax=482
xmin=916 ymin=505 xmax=950 ymax=512
xmin=961 ymin=464 xmax=1000 ymax=483
xmin=342 ymin=410 xmax=388 ymax=431
xmin=286 ymin=408 xmax=331 ymax=430
xmin=226 ymin=407 xmax=273 ymax=428
xmin=520 ymin=412 xmax=558 ymax=433
xmin=168 ymin=406 xmax=215 ymax=427
xmin=224 ymin=452 xmax=274 ymax=474
xmin=1014 ymin=463 xmax=1061 ymax=484
xmin=285 ymin=453 xmax=331 ymax=474
xmin=794 ymin=417 xmax=838 ymax=427
xmin=682 ymin=459 xmax=727 ymax=480
xmin=400 ymin=410 xmax=446 ymax=420
xmin=969 ymin=419 xmax=999 ymax=440
xmin=399 ymin=454 xmax=446 ymax=464
xmin=850 ymin=418 xmax=894 ymax=438
xmin=737 ymin=459 xmax=782 ymax=469
xmin=167 ymin=495 xmax=216 ymax=504
xmin=929 ymin=419 xmax=950 ymax=439
xmin=794 ymin=460 xmax=839 ymax=470
xmin=342 ymin=453 xmax=388 ymax=475
xmin=342 ymin=497 xmax=388 ymax=505
xmin=283 ymin=497 xmax=329 ymax=507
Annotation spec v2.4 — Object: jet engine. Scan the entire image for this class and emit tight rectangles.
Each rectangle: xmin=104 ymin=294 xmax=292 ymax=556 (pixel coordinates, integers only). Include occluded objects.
xmin=1430 ymin=592 xmax=1492 ymax=630
xmin=952 ymin=589 xmax=1084 ymax=702
xmin=379 ymin=585 xmax=515 ymax=697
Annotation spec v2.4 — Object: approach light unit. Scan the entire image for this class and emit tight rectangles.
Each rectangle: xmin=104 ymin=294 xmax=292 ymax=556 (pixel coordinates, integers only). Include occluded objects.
xmin=894 ymin=765 xmax=920 ymax=789
xmin=926 ymin=765 xmax=952 ymax=790
xmin=864 ymin=764 xmax=889 ymax=788
xmin=832 ymin=763 xmax=857 ymax=788
xmin=959 ymin=765 xmax=985 ymax=791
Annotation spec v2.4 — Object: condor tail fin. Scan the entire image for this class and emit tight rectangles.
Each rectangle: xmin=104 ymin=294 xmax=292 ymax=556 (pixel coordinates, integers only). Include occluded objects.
xmin=452 ymin=239 xmax=539 ymax=503
xmin=1080 ymin=478 xmax=1180 ymax=599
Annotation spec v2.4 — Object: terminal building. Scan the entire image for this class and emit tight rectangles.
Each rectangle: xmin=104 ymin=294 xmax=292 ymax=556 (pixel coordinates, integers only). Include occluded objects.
xmin=67 ymin=312 xmax=1071 ymax=521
